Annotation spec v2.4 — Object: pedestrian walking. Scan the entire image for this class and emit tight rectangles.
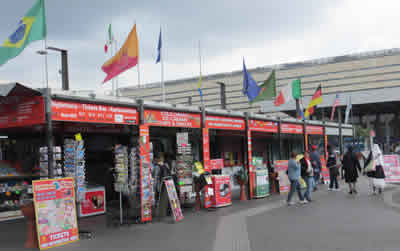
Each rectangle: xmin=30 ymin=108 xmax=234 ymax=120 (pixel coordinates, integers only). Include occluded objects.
xmin=310 ymin=145 xmax=322 ymax=191
xmin=364 ymin=144 xmax=386 ymax=194
xmin=342 ymin=146 xmax=361 ymax=194
xmin=300 ymin=151 xmax=314 ymax=202
xmin=287 ymin=152 xmax=307 ymax=205
xmin=327 ymin=145 xmax=340 ymax=191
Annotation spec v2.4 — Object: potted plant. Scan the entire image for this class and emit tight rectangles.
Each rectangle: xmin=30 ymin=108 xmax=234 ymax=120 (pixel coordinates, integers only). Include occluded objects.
xmin=234 ymin=167 xmax=248 ymax=201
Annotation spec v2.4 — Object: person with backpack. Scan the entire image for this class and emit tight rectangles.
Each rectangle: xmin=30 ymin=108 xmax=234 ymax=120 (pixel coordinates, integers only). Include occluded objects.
xmin=327 ymin=145 xmax=340 ymax=191
xmin=300 ymin=151 xmax=314 ymax=202
xmin=310 ymin=145 xmax=322 ymax=191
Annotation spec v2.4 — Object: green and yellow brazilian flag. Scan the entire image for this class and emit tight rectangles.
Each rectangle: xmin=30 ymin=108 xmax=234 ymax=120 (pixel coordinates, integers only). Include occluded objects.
xmin=0 ymin=0 xmax=47 ymax=66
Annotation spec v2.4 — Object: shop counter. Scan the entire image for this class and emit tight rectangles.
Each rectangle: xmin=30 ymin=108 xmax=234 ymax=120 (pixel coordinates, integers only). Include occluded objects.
xmin=78 ymin=185 xmax=106 ymax=217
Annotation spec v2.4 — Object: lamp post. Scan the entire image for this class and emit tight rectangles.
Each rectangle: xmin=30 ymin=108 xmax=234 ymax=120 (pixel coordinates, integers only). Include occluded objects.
xmin=47 ymin=46 xmax=69 ymax=91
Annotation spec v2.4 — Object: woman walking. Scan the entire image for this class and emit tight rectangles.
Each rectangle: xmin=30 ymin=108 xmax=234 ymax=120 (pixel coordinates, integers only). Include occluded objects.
xmin=287 ymin=152 xmax=307 ymax=205
xmin=327 ymin=145 xmax=340 ymax=191
xmin=300 ymin=151 xmax=314 ymax=202
xmin=342 ymin=146 xmax=361 ymax=194
xmin=364 ymin=144 xmax=386 ymax=194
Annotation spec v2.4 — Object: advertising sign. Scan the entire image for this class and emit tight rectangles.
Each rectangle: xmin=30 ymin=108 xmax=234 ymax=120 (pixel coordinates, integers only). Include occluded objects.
xmin=320 ymin=156 xmax=330 ymax=183
xmin=210 ymin=175 xmax=232 ymax=207
xmin=209 ymin=159 xmax=224 ymax=170
xmin=203 ymin=128 xmax=210 ymax=172
xmin=32 ymin=178 xmax=79 ymax=250
xmin=144 ymin=110 xmax=201 ymax=128
xmin=306 ymin=125 xmax=324 ymax=135
xmin=247 ymin=129 xmax=254 ymax=198
xmin=78 ymin=187 xmax=106 ymax=217
xmin=0 ymin=96 xmax=45 ymax=128
xmin=255 ymin=169 xmax=269 ymax=198
xmin=249 ymin=120 xmax=278 ymax=133
xmin=52 ymin=100 xmax=138 ymax=125
xmin=274 ymin=160 xmax=290 ymax=193
xmin=280 ymin=123 xmax=303 ymax=134
xmin=205 ymin=115 xmax=245 ymax=130
xmin=164 ymin=178 xmax=184 ymax=222
xmin=139 ymin=125 xmax=152 ymax=222
xmin=383 ymin=155 xmax=400 ymax=182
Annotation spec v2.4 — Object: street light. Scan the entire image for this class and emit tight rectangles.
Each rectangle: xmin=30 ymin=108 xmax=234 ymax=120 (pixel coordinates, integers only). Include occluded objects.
xmin=47 ymin=46 xmax=69 ymax=91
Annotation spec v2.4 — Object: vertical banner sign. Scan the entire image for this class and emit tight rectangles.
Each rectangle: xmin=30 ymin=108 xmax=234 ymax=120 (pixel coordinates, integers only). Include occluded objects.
xmin=247 ymin=130 xmax=254 ymax=199
xmin=32 ymin=178 xmax=79 ymax=250
xmin=164 ymin=178 xmax=184 ymax=222
xmin=305 ymin=134 xmax=308 ymax=151
xmin=139 ymin=125 xmax=152 ymax=222
xmin=383 ymin=155 xmax=400 ymax=182
xmin=274 ymin=160 xmax=290 ymax=193
xmin=325 ymin=134 xmax=328 ymax=160
xmin=320 ymin=156 xmax=329 ymax=182
xmin=203 ymin=128 xmax=210 ymax=172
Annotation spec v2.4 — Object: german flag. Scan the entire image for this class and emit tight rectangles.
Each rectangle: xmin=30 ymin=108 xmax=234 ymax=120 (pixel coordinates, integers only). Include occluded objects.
xmin=304 ymin=85 xmax=322 ymax=118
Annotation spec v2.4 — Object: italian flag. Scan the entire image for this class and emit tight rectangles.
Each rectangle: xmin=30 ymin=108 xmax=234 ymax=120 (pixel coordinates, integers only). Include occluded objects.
xmin=274 ymin=79 xmax=301 ymax=106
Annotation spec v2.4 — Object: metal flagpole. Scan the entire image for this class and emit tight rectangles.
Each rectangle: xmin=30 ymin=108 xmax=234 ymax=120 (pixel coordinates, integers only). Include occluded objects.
xmin=115 ymin=39 xmax=119 ymax=97
xmin=198 ymin=40 xmax=203 ymax=106
xmin=161 ymin=29 xmax=165 ymax=102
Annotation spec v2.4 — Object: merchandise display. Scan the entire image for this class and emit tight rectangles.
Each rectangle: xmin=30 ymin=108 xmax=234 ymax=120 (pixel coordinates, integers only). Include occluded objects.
xmin=113 ymin=145 xmax=129 ymax=193
xmin=176 ymin=132 xmax=193 ymax=203
xmin=64 ymin=139 xmax=86 ymax=201
xmin=39 ymin=146 xmax=63 ymax=178
xmin=0 ymin=180 xmax=31 ymax=221
xmin=164 ymin=178 xmax=183 ymax=222
xmin=139 ymin=125 xmax=152 ymax=221
xmin=252 ymin=157 xmax=269 ymax=198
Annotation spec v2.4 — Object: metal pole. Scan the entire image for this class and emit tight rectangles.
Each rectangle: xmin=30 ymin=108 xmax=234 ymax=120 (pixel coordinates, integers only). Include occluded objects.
xmin=61 ymin=50 xmax=69 ymax=91
xmin=198 ymin=40 xmax=203 ymax=106
xmin=296 ymin=99 xmax=300 ymax=119
xmin=278 ymin=118 xmax=282 ymax=160
xmin=338 ymin=107 xmax=343 ymax=155
xmin=161 ymin=33 xmax=165 ymax=102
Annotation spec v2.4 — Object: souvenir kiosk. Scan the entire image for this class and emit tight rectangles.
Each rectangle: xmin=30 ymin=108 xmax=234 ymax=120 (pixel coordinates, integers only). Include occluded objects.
xmin=203 ymin=110 xmax=246 ymax=206
xmin=247 ymin=117 xmax=280 ymax=198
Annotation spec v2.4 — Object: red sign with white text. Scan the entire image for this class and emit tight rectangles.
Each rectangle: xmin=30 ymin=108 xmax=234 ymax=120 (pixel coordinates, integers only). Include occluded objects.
xmin=203 ymin=128 xmax=210 ymax=172
xmin=280 ymin=123 xmax=303 ymax=134
xmin=32 ymin=178 xmax=79 ymax=250
xmin=306 ymin=125 xmax=324 ymax=135
xmin=79 ymin=188 xmax=106 ymax=217
xmin=210 ymin=159 xmax=224 ymax=170
xmin=249 ymin=120 xmax=278 ymax=133
xmin=210 ymin=175 xmax=232 ymax=207
xmin=52 ymin=100 xmax=138 ymax=125
xmin=205 ymin=115 xmax=245 ymax=130
xmin=0 ymin=96 xmax=45 ymax=128
xmin=274 ymin=160 xmax=290 ymax=193
xmin=144 ymin=110 xmax=201 ymax=128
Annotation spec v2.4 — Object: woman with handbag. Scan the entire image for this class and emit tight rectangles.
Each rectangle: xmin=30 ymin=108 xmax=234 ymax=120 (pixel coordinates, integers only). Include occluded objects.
xmin=364 ymin=144 xmax=386 ymax=194
xmin=300 ymin=151 xmax=314 ymax=202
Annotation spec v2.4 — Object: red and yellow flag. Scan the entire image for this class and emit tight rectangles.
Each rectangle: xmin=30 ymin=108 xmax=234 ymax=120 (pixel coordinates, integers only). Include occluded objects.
xmin=304 ymin=85 xmax=322 ymax=118
xmin=102 ymin=24 xmax=139 ymax=83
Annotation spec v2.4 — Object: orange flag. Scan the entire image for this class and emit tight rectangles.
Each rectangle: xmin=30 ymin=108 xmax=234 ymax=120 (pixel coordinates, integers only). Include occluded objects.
xmin=102 ymin=24 xmax=139 ymax=83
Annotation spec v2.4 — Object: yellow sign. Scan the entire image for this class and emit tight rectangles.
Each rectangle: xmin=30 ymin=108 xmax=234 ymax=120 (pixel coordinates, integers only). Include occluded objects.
xmin=74 ymin=133 xmax=82 ymax=141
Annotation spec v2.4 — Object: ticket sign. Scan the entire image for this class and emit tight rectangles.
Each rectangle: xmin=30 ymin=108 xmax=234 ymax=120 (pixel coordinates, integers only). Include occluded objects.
xmin=0 ymin=96 xmax=45 ymax=128
xmin=274 ymin=160 xmax=290 ymax=193
xmin=52 ymin=100 xmax=138 ymax=125
xmin=306 ymin=125 xmax=323 ymax=135
xmin=249 ymin=120 xmax=278 ymax=133
xmin=205 ymin=115 xmax=245 ymax=130
xmin=280 ymin=123 xmax=303 ymax=134
xmin=144 ymin=110 xmax=201 ymax=128
xmin=32 ymin=178 xmax=79 ymax=250
xmin=383 ymin=155 xmax=400 ymax=183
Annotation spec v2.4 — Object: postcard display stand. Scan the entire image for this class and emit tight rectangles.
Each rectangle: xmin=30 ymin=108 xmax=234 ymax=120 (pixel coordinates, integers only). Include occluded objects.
xmin=176 ymin=132 xmax=194 ymax=204
xmin=114 ymin=145 xmax=129 ymax=224
xmin=63 ymin=139 xmax=86 ymax=202
xmin=39 ymin=146 xmax=63 ymax=178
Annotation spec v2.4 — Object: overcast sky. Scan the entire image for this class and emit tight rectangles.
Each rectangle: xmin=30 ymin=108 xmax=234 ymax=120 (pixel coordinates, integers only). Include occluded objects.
xmin=0 ymin=0 xmax=400 ymax=93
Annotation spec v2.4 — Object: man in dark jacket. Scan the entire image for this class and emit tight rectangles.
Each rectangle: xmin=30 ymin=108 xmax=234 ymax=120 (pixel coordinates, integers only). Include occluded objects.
xmin=310 ymin=145 xmax=322 ymax=191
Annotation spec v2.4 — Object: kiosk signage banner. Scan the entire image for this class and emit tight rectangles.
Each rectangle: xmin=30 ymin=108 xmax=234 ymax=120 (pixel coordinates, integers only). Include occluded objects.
xmin=249 ymin=120 xmax=278 ymax=133
xmin=383 ymin=155 xmax=400 ymax=182
xmin=0 ymin=96 xmax=45 ymax=128
xmin=203 ymin=128 xmax=210 ymax=172
xmin=205 ymin=115 xmax=245 ymax=130
xmin=139 ymin=125 xmax=152 ymax=222
xmin=274 ymin=160 xmax=290 ymax=193
xmin=306 ymin=125 xmax=323 ymax=135
xmin=32 ymin=178 xmax=79 ymax=250
xmin=164 ymin=178 xmax=184 ymax=222
xmin=280 ymin=123 xmax=303 ymax=134
xmin=52 ymin=100 xmax=138 ymax=125
xmin=144 ymin=110 xmax=201 ymax=128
